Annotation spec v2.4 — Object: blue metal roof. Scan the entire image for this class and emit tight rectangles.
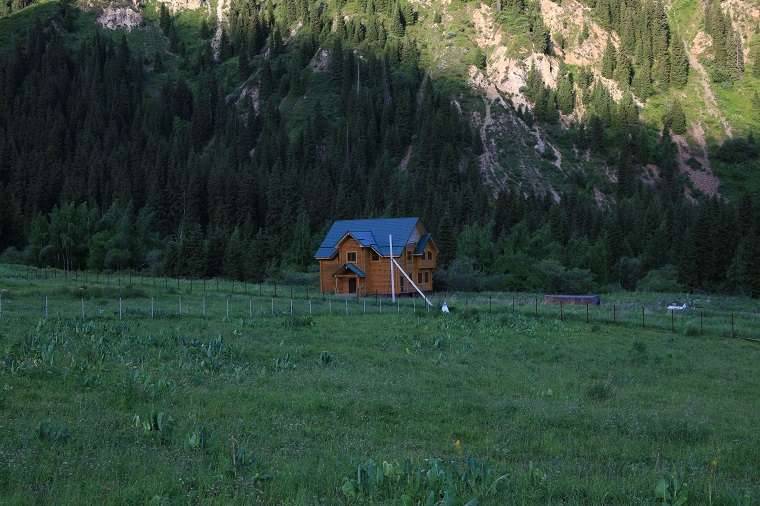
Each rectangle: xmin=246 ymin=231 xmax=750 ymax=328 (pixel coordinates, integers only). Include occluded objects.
xmin=414 ymin=233 xmax=432 ymax=255
xmin=314 ymin=218 xmax=420 ymax=259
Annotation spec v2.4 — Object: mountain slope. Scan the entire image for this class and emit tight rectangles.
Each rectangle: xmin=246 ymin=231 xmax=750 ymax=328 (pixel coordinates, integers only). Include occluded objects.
xmin=1 ymin=0 xmax=760 ymax=296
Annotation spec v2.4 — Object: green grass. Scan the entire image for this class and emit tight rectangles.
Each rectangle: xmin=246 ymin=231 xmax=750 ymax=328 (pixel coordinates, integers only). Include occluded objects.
xmin=2 ymin=265 xmax=760 ymax=504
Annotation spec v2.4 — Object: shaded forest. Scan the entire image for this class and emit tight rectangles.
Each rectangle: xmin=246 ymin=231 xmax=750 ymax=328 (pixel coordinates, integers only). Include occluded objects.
xmin=0 ymin=0 xmax=759 ymax=296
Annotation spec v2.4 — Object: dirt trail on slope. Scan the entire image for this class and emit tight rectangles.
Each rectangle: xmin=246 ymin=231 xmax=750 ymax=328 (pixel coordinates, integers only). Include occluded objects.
xmin=672 ymin=125 xmax=720 ymax=197
xmin=685 ymin=39 xmax=733 ymax=139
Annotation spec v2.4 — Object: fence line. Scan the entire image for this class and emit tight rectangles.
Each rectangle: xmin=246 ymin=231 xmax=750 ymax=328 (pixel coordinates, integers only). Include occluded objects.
xmin=0 ymin=290 xmax=757 ymax=340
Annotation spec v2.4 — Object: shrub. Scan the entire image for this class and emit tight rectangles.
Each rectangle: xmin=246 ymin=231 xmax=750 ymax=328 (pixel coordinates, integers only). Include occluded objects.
xmin=534 ymin=259 xmax=594 ymax=294
xmin=638 ymin=265 xmax=683 ymax=293
xmin=714 ymin=136 xmax=758 ymax=164
xmin=586 ymin=381 xmax=613 ymax=401
xmin=458 ymin=307 xmax=480 ymax=321
xmin=37 ymin=420 xmax=71 ymax=443
xmin=283 ymin=315 xmax=314 ymax=328
xmin=0 ymin=247 xmax=25 ymax=264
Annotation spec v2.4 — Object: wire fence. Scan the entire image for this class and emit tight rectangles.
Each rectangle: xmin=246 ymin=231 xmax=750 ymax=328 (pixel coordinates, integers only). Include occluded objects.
xmin=1 ymin=287 xmax=759 ymax=341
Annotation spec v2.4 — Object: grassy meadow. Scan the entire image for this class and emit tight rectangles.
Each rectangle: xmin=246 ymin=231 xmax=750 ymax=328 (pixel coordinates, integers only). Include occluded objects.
xmin=1 ymin=264 xmax=760 ymax=504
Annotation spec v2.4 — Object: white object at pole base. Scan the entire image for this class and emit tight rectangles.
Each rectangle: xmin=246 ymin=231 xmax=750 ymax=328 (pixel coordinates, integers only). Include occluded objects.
xmin=441 ymin=301 xmax=450 ymax=313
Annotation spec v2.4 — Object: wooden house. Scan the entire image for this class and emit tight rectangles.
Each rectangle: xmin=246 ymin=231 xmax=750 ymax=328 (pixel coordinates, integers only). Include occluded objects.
xmin=314 ymin=218 xmax=438 ymax=296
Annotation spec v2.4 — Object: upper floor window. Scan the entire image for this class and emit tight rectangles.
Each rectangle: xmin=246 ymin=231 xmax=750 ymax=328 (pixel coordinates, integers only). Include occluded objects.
xmin=424 ymin=271 xmax=429 ymax=283
xmin=347 ymin=251 xmax=357 ymax=263
xmin=371 ymin=252 xmax=379 ymax=261
xmin=407 ymin=250 xmax=412 ymax=261
xmin=418 ymin=272 xmax=423 ymax=283
xmin=427 ymin=251 xmax=432 ymax=260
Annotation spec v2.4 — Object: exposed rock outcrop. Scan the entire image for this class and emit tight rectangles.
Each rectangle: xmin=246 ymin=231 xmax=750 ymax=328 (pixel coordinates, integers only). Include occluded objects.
xmin=97 ymin=5 xmax=143 ymax=31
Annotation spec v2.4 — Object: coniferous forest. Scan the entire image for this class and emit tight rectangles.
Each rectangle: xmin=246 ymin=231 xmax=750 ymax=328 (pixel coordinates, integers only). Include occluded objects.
xmin=0 ymin=0 xmax=759 ymax=295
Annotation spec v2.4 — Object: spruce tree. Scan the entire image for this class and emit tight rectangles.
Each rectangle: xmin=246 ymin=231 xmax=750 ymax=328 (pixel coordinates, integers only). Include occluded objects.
xmin=601 ymin=39 xmax=617 ymax=78
xmin=556 ymin=72 xmax=575 ymax=114
xmin=669 ymin=37 xmax=689 ymax=87
xmin=664 ymin=100 xmax=687 ymax=134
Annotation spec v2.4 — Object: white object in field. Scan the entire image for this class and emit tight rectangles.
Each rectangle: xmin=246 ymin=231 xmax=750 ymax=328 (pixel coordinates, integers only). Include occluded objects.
xmin=667 ymin=303 xmax=688 ymax=311
xmin=441 ymin=301 xmax=450 ymax=313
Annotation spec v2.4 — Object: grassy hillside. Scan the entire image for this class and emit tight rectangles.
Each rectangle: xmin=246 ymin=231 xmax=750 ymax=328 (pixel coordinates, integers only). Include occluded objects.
xmin=1 ymin=265 xmax=760 ymax=503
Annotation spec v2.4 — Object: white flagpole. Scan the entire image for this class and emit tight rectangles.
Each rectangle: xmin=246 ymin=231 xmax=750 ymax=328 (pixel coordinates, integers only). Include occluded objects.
xmin=389 ymin=234 xmax=395 ymax=303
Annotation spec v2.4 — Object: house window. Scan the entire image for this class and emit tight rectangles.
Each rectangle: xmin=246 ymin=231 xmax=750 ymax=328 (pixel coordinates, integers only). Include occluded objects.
xmin=417 ymin=272 xmax=423 ymax=283
xmin=347 ymin=251 xmax=357 ymax=263
xmin=371 ymin=252 xmax=379 ymax=261
xmin=424 ymin=271 xmax=429 ymax=283
xmin=407 ymin=250 xmax=412 ymax=261
xmin=427 ymin=251 xmax=432 ymax=260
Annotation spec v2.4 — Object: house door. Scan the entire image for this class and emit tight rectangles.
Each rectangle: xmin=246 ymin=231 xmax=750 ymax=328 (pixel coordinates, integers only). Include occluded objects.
xmin=348 ymin=278 xmax=357 ymax=294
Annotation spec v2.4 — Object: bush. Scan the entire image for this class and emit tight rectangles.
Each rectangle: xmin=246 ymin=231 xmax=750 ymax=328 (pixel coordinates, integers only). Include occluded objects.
xmin=279 ymin=270 xmax=319 ymax=286
xmin=637 ymin=265 xmax=683 ymax=292
xmin=458 ymin=307 xmax=480 ymax=321
xmin=714 ymin=136 xmax=759 ymax=164
xmin=0 ymin=247 xmax=25 ymax=264
xmin=434 ymin=258 xmax=507 ymax=292
xmin=534 ymin=259 xmax=594 ymax=294
xmin=585 ymin=381 xmax=613 ymax=401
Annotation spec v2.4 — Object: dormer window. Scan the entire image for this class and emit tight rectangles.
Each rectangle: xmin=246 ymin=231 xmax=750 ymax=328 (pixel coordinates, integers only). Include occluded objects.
xmin=427 ymin=251 xmax=432 ymax=260
xmin=347 ymin=251 xmax=357 ymax=263
xmin=406 ymin=250 xmax=412 ymax=261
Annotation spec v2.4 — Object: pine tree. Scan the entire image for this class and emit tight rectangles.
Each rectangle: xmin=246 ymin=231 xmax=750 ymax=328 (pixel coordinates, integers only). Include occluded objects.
xmin=556 ymin=72 xmax=575 ymax=114
xmin=669 ymin=37 xmax=689 ymax=87
xmin=601 ymin=39 xmax=617 ymax=78
xmin=663 ymin=100 xmax=687 ymax=134
xmin=437 ymin=211 xmax=456 ymax=267
xmin=613 ymin=53 xmax=632 ymax=86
